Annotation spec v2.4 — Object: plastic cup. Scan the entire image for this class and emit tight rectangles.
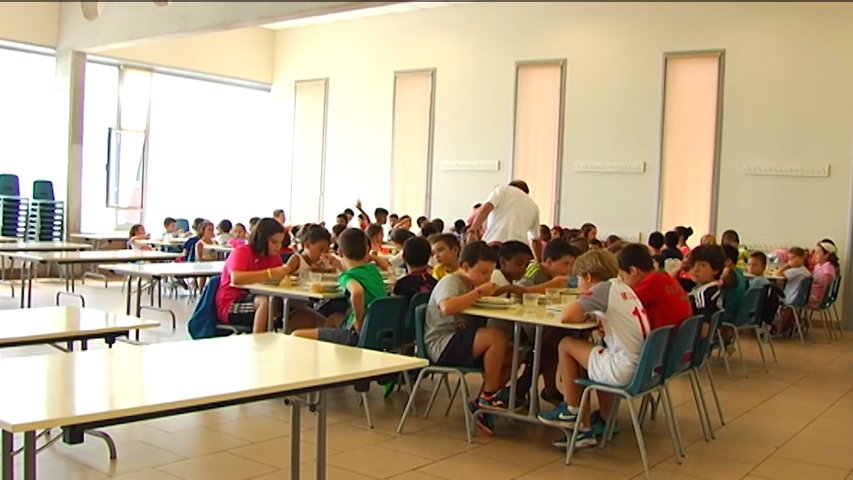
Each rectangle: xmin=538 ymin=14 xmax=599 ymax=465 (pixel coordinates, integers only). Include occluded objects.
xmin=522 ymin=293 xmax=540 ymax=313
xmin=545 ymin=288 xmax=562 ymax=305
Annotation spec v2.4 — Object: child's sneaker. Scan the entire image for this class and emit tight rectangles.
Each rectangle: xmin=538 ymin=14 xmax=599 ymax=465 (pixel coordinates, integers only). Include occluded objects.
xmin=476 ymin=391 xmax=506 ymax=410
xmin=495 ymin=388 xmax=527 ymax=413
xmin=551 ymin=429 xmax=598 ymax=449
xmin=537 ymin=402 xmax=577 ymax=427
xmin=590 ymin=410 xmax=619 ymax=438
xmin=469 ymin=401 xmax=496 ymax=435
xmin=540 ymin=388 xmax=564 ymax=406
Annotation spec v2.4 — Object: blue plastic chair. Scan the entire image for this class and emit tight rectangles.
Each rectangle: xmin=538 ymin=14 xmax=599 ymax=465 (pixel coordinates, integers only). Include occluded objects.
xmin=566 ymin=326 xmax=675 ymax=480
xmin=0 ymin=174 xmax=20 ymax=197
xmin=396 ymin=304 xmax=484 ymax=443
xmin=690 ymin=310 xmax=726 ymax=439
xmin=719 ymin=286 xmax=775 ymax=377
xmin=789 ymin=276 xmax=814 ymax=344
xmin=187 ymin=275 xmax=250 ymax=339
xmin=807 ymin=275 xmax=842 ymax=343
xmin=32 ymin=180 xmax=55 ymax=201
xmin=175 ymin=218 xmax=190 ymax=234
xmin=402 ymin=292 xmax=431 ymax=347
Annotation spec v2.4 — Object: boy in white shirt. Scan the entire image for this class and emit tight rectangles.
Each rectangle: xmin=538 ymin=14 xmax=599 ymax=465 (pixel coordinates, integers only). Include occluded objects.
xmin=538 ymin=250 xmax=650 ymax=448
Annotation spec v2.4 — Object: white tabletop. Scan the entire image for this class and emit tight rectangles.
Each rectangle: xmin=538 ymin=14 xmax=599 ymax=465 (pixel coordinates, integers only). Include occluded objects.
xmin=0 ymin=307 xmax=159 ymax=345
xmin=464 ymin=304 xmax=598 ymax=330
xmin=3 ymin=250 xmax=182 ymax=264
xmin=204 ymin=244 xmax=234 ymax=253
xmin=246 ymin=282 xmax=345 ymax=300
xmin=70 ymin=232 xmax=129 ymax=242
xmin=0 ymin=333 xmax=426 ymax=432
xmin=0 ymin=241 xmax=93 ymax=252
xmin=138 ymin=238 xmax=187 ymax=247
xmin=101 ymin=261 xmax=225 ymax=278
xmin=0 ymin=236 xmax=19 ymax=243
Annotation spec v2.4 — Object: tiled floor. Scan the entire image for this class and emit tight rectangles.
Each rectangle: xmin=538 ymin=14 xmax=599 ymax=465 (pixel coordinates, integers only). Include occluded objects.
xmin=2 ymin=277 xmax=853 ymax=479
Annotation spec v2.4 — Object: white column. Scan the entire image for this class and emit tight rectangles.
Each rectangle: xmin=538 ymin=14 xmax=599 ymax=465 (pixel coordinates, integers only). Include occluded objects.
xmin=55 ymin=49 xmax=86 ymax=238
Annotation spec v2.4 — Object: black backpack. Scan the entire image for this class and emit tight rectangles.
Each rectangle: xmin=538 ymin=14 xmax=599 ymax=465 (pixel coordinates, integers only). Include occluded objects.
xmin=760 ymin=284 xmax=783 ymax=325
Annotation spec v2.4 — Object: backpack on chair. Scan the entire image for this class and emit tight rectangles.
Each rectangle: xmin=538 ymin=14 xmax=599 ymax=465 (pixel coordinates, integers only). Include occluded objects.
xmin=760 ymin=283 xmax=783 ymax=326
xmin=187 ymin=275 xmax=221 ymax=339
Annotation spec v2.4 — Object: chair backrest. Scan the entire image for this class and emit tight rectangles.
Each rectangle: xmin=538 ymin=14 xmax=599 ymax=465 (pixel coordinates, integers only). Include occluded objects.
xmin=402 ymin=292 xmax=431 ymax=345
xmin=789 ymin=276 xmax=813 ymax=308
xmin=0 ymin=174 xmax=19 ymax=197
xmin=175 ymin=218 xmax=190 ymax=233
xmin=692 ymin=309 xmax=724 ymax=369
xmin=413 ymin=304 xmax=430 ymax=360
xmin=825 ymin=275 xmax=842 ymax=306
xmin=184 ymin=236 xmax=201 ymax=262
xmin=32 ymin=180 xmax=54 ymax=201
xmin=663 ymin=315 xmax=703 ymax=379
xmin=357 ymin=295 xmax=409 ymax=351
xmin=729 ymin=285 xmax=767 ymax=327
xmin=624 ymin=325 xmax=674 ymax=396
xmin=187 ymin=275 xmax=221 ymax=339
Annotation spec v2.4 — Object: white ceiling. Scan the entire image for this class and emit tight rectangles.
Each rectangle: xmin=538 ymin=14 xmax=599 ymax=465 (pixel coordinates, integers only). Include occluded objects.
xmin=261 ymin=2 xmax=462 ymax=30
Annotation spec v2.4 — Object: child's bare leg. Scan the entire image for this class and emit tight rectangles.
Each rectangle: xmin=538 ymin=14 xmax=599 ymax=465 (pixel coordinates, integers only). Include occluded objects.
xmin=252 ymin=296 xmax=270 ymax=333
xmin=557 ymin=337 xmax=594 ymax=426
xmin=597 ymin=392 xmax=614 ymax=420
xmin=291 ymin=328 xmax=319 ymax=339
xmin=473 ymin=327 xmax=508 ymax=392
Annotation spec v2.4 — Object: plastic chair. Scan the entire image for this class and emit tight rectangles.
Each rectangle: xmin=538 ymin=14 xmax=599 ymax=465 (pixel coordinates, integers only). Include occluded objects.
xmin=719 ymin=286 xmax=776 ymax=377
xmin=175 ymin=218 xmax=190 ymax=234
xmin=787 ymin=276 xmax=813 ymax=345
xmin=187 ymin=275 xmax=250 ymax=339
xmin=691 ymin=310 xmax=726 ymax=439
xmin=566 ymin=326 xmax=675 ymax=480
xmin=0 ymin=174 xmax=20 ymax=197
xmin=32 ymin=180 xmax=55 ymax=201
xmin=402 ymin=292 xmax=431 ymax=347
xmin=396 ymin=304 xmax=484 ymax=443
xmin=357 ymin=295 xmax=411 ymax=428
xmin=807 ymin=275 xmax=842 ymax=342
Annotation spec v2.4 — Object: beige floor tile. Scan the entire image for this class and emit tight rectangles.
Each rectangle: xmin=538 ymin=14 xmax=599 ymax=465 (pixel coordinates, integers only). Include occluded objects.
xmin=66 ymin=440 xmax=185 ymax=476
xmin=640 ymin=469 xmax=707 ymax=480
xmin=468 ymin=437 xmax=560 ymax=469
xmin=713 ymin=421 xmax=796 ymax=448
xmin=752 ymin=457 xmax=849 ymax=480
xmin=109 ymin=470 xmax=183 ymax=480
xmin=139 ymin=427 xmax=250 ymax=458
xmin=656 ymin=452 xmax=755 ymax=480
xmin=389 ymin=472 xmax=445 ymax=480
xmin=517 ymin=459 xmax=627 ymax=480
xmin=206 ymin=416 xmax=291 ymax=442
xmin=377 ymin=432 xmax=478 ymax=461
xmin=774 ymin=434 xmax=853 ymax=470
xmin=416 ymin=453 xmax=529 ymax=480
xmin=309 ymin=424 xmax=396 ymax=451
xmin=684 ymin=438 xmax=775 ymax=464
xmin=230 ymin=437 xmax=322 ymax=469
xmin=158 ymin=452 xmax=276 ymax=480
xmin=145 ymin=412 xmax=226 ymax=434
xmin=328 ymin=445 xmax=432 ymax=478
xmin=32 ymin=455 xmax=107 ymax=480
xmin=278 ymin=462 xmax=380 ymax=480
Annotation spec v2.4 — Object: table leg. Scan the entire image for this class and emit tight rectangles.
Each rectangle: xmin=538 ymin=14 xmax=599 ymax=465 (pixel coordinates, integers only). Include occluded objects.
xmin=2 ymin=430 xmax=12 ymax=480
xmin=315 ymin=391 xmax=327 ymax=480
xmin=69 ymin=264 xmax=76 ymax=293
xmin=136 ymin=277 xmax=143 ymax=318
xmin=27 ymin=262 xmax=34 ymax=308
xmin=507 ymin=322 xmax=521 ymax=413
xmin=282 ymin=298 xmax=290 ymax=333
xmin=528 ymin=325 xmax=544 ymax=415
xmin=124 ymin=276 xmax=132 ymax=315
xmin=23 ymin=430 xmax=35 ymax=480
xmin=290 ymin=398 xmax=301 ymax=480
xmin=19 ymin=260 xmax=26 ymax=308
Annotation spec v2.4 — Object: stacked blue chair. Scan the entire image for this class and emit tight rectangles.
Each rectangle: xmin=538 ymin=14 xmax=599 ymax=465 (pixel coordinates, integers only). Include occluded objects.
xmin=0 ymin=174 xmax=27 ymax=239
xmin=26 ymin=180 xmax=64 ymax=241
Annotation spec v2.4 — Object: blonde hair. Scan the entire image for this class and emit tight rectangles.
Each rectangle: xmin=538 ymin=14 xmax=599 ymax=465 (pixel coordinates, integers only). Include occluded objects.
xmin=572 ymin=249 xmax=619 ymax=281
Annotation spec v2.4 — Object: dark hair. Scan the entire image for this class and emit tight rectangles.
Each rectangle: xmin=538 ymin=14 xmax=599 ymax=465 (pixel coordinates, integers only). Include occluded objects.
xmin=817 ymin=238 xmax=840 ymax=269
xmin=788 ymin=246 xmax=806 ymax=258
xmin=690 ymin=245 xmax=725 ymax=276
xmin=217 ymin=219 xmax=232 ymax=233
xmin=749 ymin=251 xmax=767 ymax=266
xmin=473 ymin=203 xmax=482 ymax=210
xmin=648 ymin=231 xmax=664 ymax=249
xmin=664 ymin=231 xmax=680 ymax=249
xmin=430 ymin=233 xmax=460 ymax=251
xmin=374 ymin=208 xmax=389 ymax=217
xmin=273 ymin=209 xmax=284 ymax=218
xmin=543 ymin=239 xmax=581 ymax=262
xmin=338 ymin=228 xmax=369 ymax=261
xmin=336 ymin=213 xmax=348 ymax=221
xmin=539 ymin=225 xmax=552 ymax=240
xmin=675 ymin=226 xmax=694 ymax=242
xmin=249 ymin=217 xmax=260 ymax=227
xmin=551 ymin=226 xmax=564 ymax=238
xmin=431 ymin=218 xmax=445 ymax=233
xmin=358 ymin=213 xmax=368 ymax=221
xmin=248 ymin=218 xmax=286 ymax=256
xmin=721 ymin=229 xmax=740 ymax=246
xmin=590 ymin=238 xmax=603 ymax=248
xmin=163 ymin=217 xmax=176 ymax=227
xmin=234 ymin=222 xmax=246 ymax=232
xmin=453 ymin=219 xmax=466 ymax=233
xmin=721 ymin=244 xmax=739 ymax=264
xmin=402 ymin=236 xmax=432 ymax=268
xmin=498 ymin=241 xmax=533 ymax=260
xmin=198 ymin=220 xmax=214 ymax=235
xmin=389 ymin=213 xmax=399 ymax=220
xmin=129 ymin=224 xmax=145 ymax=237
xmin=508 ymin=180 xmax=530 ymax=194
xmin=617 ymin=243 xmax=654 ymax=273
xmin=303 ymin=224 xmax=331 ymax=245
xmin=460 ymin=240 xmax=499 ymax=266
xmin=192 ymin=217 xmax=205 ymax=230
xmin=419 ymin=222 xmax=439 ymax=237
xmin=344 ymin=208 xmax=354 ymax=216
xmin=605 ymin=234 xmax=621 ymax=246
xmin=565 ymin=228 xmax=582 ymax=240
xmin=332 ymin=224 xmax=346 ymax=236
xmin=581 ymin=223 xmax=597 ymax=239
xmin=366 ymin=223 xmax=384 ymax=240
xmin=416 ymin=216 xmax=428 ymax=227
xmin=570 ymin=237 xmax=589 ymax=253
xmin=390 ymin=228 xmax=415 ymax=245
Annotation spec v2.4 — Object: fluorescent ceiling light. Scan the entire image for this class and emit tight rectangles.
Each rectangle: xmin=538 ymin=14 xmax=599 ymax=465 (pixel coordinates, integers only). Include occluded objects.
xmin=261 ymin=2 xmax=463 ymax=30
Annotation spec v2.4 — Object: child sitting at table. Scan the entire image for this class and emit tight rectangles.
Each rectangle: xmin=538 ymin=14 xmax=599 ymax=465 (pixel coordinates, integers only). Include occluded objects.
xmin=366 ymin=223 xmax=385 ymax=254
xmin=721 ymin=244 xmax=747 ymax=321
xmin=808 ymin=239 xmax=839 ymax=306
xmin=248 ymin=217 xmax=260 ymax=235
xmin=162 ymin=217 xmax=179 ymax=239
xmin=228 ymin=223 xmax=249 ymax=248
xmin=292 ymin=228 xmax=387 ymax=346
xmin=393 ymin=237 xmax=438 ymax=298
xmin=431 ymin=233 xmax=461 ymax=280
xmin=290 ymin=224 xmax=343 ymax=276
xmin=747 ymin=251 xmax=771 ymax=290
xmin=331 ymin=224 xmax=346 ymax=252
xmin=721 ymin=229 xmax=749 ymax=268
xmin=128 ymin=224 xmax=152 ymax=250
xmin=424 ymin=241 xmax=510 ymax=434
xmin=618 ymin=243 xmax=691 ymax=331
xmin=389 ymin=228 xmax=416 ymax=270
xmin=491 ymin=241 xmax=534 ymax=297
xmin=687 ymin=245 xmax=725 ymax=328
xmin=538 ymin=249 xmax=649 ymax=449
xmin=216 ymin=219 xmax=233 ymax=246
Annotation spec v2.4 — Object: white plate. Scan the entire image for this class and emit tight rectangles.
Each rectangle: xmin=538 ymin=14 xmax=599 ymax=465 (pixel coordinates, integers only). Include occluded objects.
xmin=476 ymin=296 xmax=514 ymax=306
xmin=474 ymin=301 xmax=514 ymax=310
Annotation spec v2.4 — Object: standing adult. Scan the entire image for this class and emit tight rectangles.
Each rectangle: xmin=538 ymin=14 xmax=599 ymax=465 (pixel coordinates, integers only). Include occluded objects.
xmin=467 ymin=180 xmax=541 ymax=258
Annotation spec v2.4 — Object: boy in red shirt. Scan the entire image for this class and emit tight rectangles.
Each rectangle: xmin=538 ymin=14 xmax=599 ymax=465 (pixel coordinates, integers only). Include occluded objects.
xmin=618 ymin=243 xmax=692 ymax=330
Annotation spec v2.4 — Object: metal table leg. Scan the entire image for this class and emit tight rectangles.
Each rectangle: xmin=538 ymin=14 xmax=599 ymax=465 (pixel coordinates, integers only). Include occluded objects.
xmin=125 ymin=275 xmax=132 ymax=315
xmin=315 ymin=391 xmax=326 ymax=480
xmin=290 ymin=397 xmax=301 ymax=480
xmin=19 ymin=260 xmax=27 ymax=308
xmin=24 ymin=431 xmax=35 ymax=480
xmin=2 ymin=430 xmax=12 ymax=480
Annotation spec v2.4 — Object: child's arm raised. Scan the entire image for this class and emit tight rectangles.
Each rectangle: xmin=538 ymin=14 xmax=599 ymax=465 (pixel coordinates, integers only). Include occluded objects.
xmin=346 ymin=280 xmax=366 ymax=332
xmin=440 ymin=282 xmax=497 ymax=315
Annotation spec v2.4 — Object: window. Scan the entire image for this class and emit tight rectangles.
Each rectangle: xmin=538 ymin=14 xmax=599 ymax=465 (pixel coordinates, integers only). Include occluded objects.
xmin=512 ymin=60 xmax=565 ymax=225
xmin=81 ymin=62 xmax=119 ymax=233
xmin=391 ymin=70 xmax=435 ymax=217
xmin=290 ymin=79 xmax=328 ymax=224
xmin=658 ymin=52 xmax=724 ymax=237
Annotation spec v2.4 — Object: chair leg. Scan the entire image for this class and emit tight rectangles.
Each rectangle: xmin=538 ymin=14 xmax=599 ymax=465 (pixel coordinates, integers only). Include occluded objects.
xmin=825 ymin=310 xmax=837 ymax=342
xmin=751 ymin=326 xmax=769 ymax=373
xmin=626 ymin=396 xmax=652 ymax=480
xmin=599 ymin=397 xmax=621 ymax=449
xmin=731 ymin=327 xmax=747 ymax=378
xmin=717 ymin=329 xmax=732 ymax=378
xmin=444 ymin=378 xmax=462 ymax=417
xmin=793 ymin=308 xmax=806 ymax=345
xmin=687 ymin=370 xmax=712 ymax=441
xmin=459 ymin=373 xmax=474 ymax=444
xmin=661 ymin=384 xmax=684 ymax=462
xmin=833 ymin=304 xmax=843 ymax=337
xmin=402 ymin=371 xmax=418 ymax=417
xmin=638 ymin=395 xmax=651 ymax=429
xmin=705 ymin=362 xmax=725 ymax=427
xmin=764 ymin=325 xmax=778 ymax=363
xmin=424 ymin=374 xmax=446 ymax=419
xmin=361 ymin=392 xmax=373 ymax=429
xmin=397 ymin=369 xmax=428 ymax=433
xmin=565 ymin=387 xmax=593 ymax=465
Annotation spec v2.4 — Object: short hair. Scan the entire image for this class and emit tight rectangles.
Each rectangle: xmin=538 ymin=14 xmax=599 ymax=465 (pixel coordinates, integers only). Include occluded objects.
xmin=589 ymin=239 xmax=603 ymax=248
xmin=248 ymin=218 xmax=285 ymax=256
xmin=573 ymin=250 xmax=619 ymax=281
xmin=217 ymin=219 xmax=232 ymax=233
xmin=431 ymin=218 xmax=445 ymax=233
xmin=332 ymin=224 xmax=347 ymax=236
xmin=389 ymin=213 xmax=399 ymax=219
xmin=788 ymin=246 xmax=806 ymax=258
xmin=721 ymin=229 xmax=740 ymax=246
xmin=129 ymin=224 xmax=144 ymax=237
xmin=344 ymin=208 xmax=354 ymax=216
xmin=460 ymin=241 xmax=499 ymax=266
xmin=338 ymin=228 xmax=369 ymax=261
xmin=272 ymin=209 xmax=284 ymax=218
xmin=565 ymin=228 xmax=582 ymax=240
xmin=749 ymin=251 xmax=767 ymax=266
xmin=508 ymin=180 xmax=530 ymax=194
xmin=676 ymin=226 xmax=694 ymax=242
xmin=419 ymin=222 xmax=439 ymax=237
xmin=430 ymin=233 xmax=460 ymax=251
xmin=689 ymin=245 xmax=725 ymax=276
xmin=249 ymin=217 xmax=260 ymax=227
xmin=336 ymin=213 xmax=348 ymax=221
xmin=570 ymin=237 xmax=589 ymax=253
xmin=416 ymin=216 xmax=428 ymax=227
xmin=581 ymin=223 xmax=597 ymax=237
xmin=390 ymin=228 xmax=415 ymax=245
xmin=498 ymin=241 xmax=533 ymax=260
xmin=303 ymin=224 xmax=331 ymax=245
xmin=192 ymin=217 xmax=205 ymax=230
xmin=617 ymin=243 xmax=655 ymax=273
xmin=721 ymin=244 xmax=739 ymax=264
xmin=605 ymin=234 xmax=621 ymax=246
xmin=163 ymin=217 xmax=176 ymax=227
xmin=543 ymin=239 xmax=581 ymax=262
xmin=664 ymin=231 xmax=680 ymax=249
xmin=648 ymin=231 xmax=664 ymax=249
xmin=366 ymin=223 xmax=384 ymax=239
xmin=453 ymin=219 xmax=466 ymax=232
xmin=374 ymin=208 xmax=389 ymax=217
xmin=234 ymin=222 xmax=246 ymax=232
xmin=402 ymin=236 xmax=432 ymax=268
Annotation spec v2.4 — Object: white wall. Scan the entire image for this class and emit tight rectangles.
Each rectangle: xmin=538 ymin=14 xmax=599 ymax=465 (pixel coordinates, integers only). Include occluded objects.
xmin=271 ymin=2 xmax=853 ymax=255
xmin=0 ymin=2 xmax=58 ymax=47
